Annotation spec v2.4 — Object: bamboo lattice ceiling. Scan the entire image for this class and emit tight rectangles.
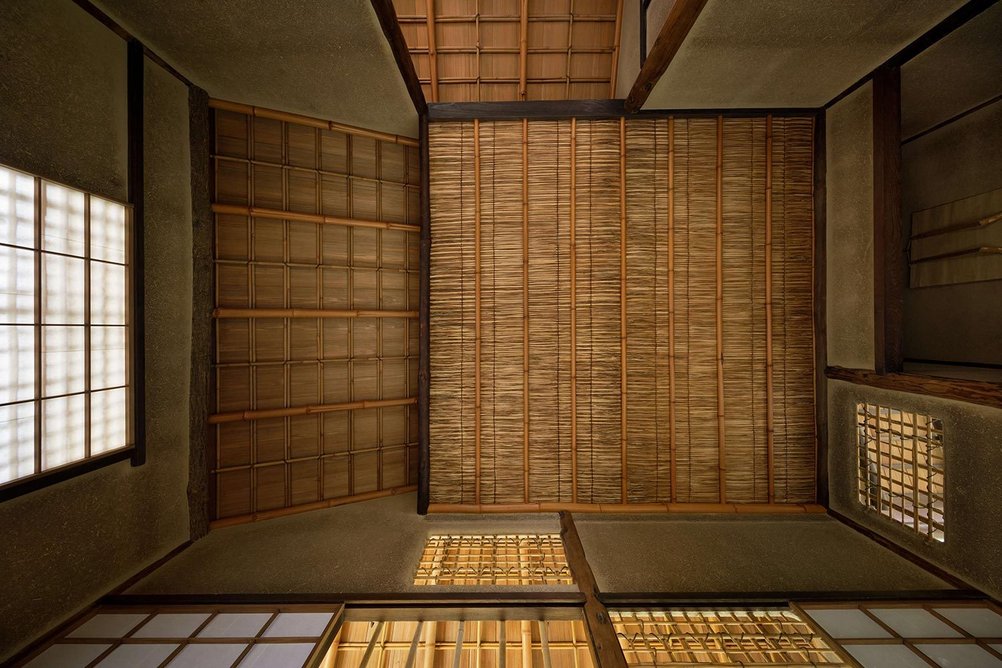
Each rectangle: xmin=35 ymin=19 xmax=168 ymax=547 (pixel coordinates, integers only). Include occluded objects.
xmin=391 ymin=0 xmax=625 ymax=102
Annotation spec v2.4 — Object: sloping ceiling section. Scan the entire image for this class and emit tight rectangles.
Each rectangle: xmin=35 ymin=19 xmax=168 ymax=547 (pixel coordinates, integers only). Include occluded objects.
xmin=392 ymin=0 xmax=624 ymax=102
xmin=91 ymin=0 xmax=419 ymax=138
xmin=643 ymin=0 xmax=968 ymax=109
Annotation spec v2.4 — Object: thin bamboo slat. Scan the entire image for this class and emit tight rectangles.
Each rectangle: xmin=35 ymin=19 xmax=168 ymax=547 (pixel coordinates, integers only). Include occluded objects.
xmin=211 ymin=203 xmax=420 ymax=233
xmin=427 ymin=117 xmax=816 ymax=508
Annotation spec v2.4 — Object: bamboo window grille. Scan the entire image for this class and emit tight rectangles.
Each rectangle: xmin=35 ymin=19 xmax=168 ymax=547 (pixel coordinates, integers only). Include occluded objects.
xmin=610 ymin=609 xmax=848 ymax=666
xmin=414 ymin=534 xmax=574 ymax=585
xmin=856 ymin=403 xmax=945 ymax=542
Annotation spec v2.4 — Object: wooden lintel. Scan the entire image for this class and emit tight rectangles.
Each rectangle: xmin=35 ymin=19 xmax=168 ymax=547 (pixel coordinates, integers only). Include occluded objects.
xmin=825 ymin=366 xmax=1002 ymax=411
xmin=624 ymin=0 xmax=709 ymax=113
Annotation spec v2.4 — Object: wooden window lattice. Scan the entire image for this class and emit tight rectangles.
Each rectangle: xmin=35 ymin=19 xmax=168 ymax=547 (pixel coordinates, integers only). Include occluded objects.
xmin=610 ymin=609 xmax=848 ymax=666
xmin=414 ymin=534 xmax=574 ymax=585
xmin=856 ymin=403 xmax=945 ymax=542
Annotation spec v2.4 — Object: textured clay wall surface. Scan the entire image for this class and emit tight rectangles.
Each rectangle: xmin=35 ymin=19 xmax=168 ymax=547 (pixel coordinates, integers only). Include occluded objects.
xmin=0 ymin=5 xmax=194 ymax=657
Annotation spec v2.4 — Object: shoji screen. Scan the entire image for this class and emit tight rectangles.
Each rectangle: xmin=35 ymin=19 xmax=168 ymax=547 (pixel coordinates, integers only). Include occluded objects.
xmin=210 ymin=104 xmax=421 ymax=524
xmin=428 ymin=116 xmax=816 ymax=508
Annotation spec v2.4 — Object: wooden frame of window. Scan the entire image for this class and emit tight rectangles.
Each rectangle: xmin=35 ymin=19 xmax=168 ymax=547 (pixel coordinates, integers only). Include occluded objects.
xmin=0 ymin=167 xmax=138 ymax=502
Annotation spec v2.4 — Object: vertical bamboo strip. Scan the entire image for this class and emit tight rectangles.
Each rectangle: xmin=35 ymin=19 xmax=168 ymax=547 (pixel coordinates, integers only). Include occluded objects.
xmin=765 ymin=114 xmax=776 ymax=503
xmin=519 ymin=0 xmax=529 ymax=100
xmin=425 ymin=0 xmax=439 ymax=102
xmin=520 ymin=621 xmax=532 ymax=668
xmin=423 ymin=621 xmax=437 ymax=668
xmin=522 ymin=119 xmax=530 ymax=502
xmin=474 ymin=119 xmax=482 ymax=503
xmin=569 ymin=119 xmax=578 ymax=503
xmin=715 ymin=115 xmax=726 ymax=503
xmin=609 ymin=0 xmax=625 ymax=97
xmin=619 ymin=117 xmax=628 ymax=504
xmin=667 ymin=117 xmax=677 ymax=503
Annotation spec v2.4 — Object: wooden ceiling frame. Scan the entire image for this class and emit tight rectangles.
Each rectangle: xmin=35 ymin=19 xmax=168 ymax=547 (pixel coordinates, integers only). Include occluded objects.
xmin=624 ymin=0 xmax=708 ymax=112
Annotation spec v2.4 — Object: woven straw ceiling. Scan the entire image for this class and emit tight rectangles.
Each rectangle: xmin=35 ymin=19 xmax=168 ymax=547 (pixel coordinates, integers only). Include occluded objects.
xmin=392 ymin=0 xmax=625 ymax=102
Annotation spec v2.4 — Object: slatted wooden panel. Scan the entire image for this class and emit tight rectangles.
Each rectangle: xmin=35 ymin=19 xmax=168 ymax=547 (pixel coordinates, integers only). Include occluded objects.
xmin=428 ymin=116 xmax=816 ymax=508
xmin=211 ymin=107 xmax=421 ymax=523
xmin=392 ymin=0 xmax=623 ymax=102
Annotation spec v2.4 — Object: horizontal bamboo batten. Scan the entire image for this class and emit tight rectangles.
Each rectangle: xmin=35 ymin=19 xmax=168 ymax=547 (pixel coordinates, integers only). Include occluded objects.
xmin=210 ymin=485 xmax=418 ymax=529
xmin=427 ymin=502 xmax=826 ymax=514
xmin=209 ymin=397 xmax=417 ymax=424
xmin=212 ymin=203 xmax=420 ymax=233
xmin=208 ymin=98 xmax=419 ymax=146
xmin=212 ymin=308 xmax=418 ymax=319
xmin=428 ymin=117 xmax=816 ymax=508
xmin=211 ymin=104 xmax=420 ymax=522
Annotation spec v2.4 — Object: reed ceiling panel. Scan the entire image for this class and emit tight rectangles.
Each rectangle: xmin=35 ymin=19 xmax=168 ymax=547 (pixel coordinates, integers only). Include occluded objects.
xmin=428 ymin=115 xmax=817 ymax=509
xmin=210 ymin=105 xmax=421 ymax=524
xmin=392 ymin=0 xmax=624 ymax=102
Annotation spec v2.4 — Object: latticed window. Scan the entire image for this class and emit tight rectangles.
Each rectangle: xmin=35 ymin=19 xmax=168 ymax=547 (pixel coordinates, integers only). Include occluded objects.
xmin=1 ymin=165 xmax=132 ymax=492
xmin=414 ymin=534 xmax=573 ymax=585
xmin=856 ymin=403 xmax=945 ymax=542
xmin=611 ymin=609 xmax=848 ymax=666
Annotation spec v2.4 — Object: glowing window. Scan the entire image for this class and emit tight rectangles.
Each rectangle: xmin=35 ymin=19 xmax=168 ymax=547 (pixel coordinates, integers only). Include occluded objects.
xmin=1 ymin=165 xmax=132 ymax=490
xmin=414 ymin=534 xmax=573 ymax=585
xmin=856 ymin=403 xmax=945 ymax=542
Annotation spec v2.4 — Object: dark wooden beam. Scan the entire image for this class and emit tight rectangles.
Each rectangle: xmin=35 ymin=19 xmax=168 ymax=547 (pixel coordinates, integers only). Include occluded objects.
xmin=370 ymin=0 xmax=428 ymax=116
xmin=826 ymin=366 xmax=1002 ymax=411
xmin=813 ymin=111 xmax=829 ymax=507
xmin=418 ymin=114 xmax=431 ymax=515
xmin=872 ymin=64 xmax=903 ymax=375
xmin=127 ymin=38 xmax=147 ymax=468
xmin=428 ymin=100 xmax=819 ymax=122
xmin=71 ymin=0 xmax=193 ymax=87
xmin=624 ymin=0 xmax=708 ymax=113
xmin=825 ymin=0 xmax=1000 ymax=110
xmin=101 ymin=592 xmax=586 ymax=607
xmin=559 ymin=512 xmax=628 ymax=668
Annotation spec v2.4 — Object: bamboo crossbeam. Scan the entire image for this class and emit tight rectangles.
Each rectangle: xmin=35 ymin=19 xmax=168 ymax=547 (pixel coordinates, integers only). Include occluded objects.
xmin=910 ymin=245 xmax=1002 ymax=264
xmin=474 ymin=119 xmax=483 ymax=503
xmin=609 ymin=0 xmax=625 ymax=97
xmin=619 ymin=117 xmax=629 ymax=504
xmin=569 ymin=118 xmax=578 ymax=503
xmin=427 ymin=502 xmax=826 ymax=514
xmin=715 ymin=115 xmax=727 ymax=503
xmin=212 ymin=308 xmax=418 ymax=319
xmin=519 ymin=0 xmax=529 ymax=100
xmin=426 ymin=0 xmax=440 ymax=102
xmin=910 ymin=210 xmax=1002 ymax=240
xmin=522 ymin=118 xmax=531 ymax=502
xmin=209 ymin=484 xmax=418 ymax=528
xmin=208 ymin=397 xmax=417 ymax=424
xmin=765 ymin=115 xmax=776 ymax=503
xmin=667 ymin=118 xmax=677 ymax=503
xmin=211 ymin=203 xmax=420 ymax=233
xmin=208 ymin=98 xmax=418 ymax=146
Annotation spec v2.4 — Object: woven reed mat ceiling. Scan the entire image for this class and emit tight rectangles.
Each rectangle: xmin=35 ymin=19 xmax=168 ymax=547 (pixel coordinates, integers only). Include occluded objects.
xmin=428 ymin=117 xmax=816 ymax=509
xmin=392 ymin=0 xmax=625 ymax=102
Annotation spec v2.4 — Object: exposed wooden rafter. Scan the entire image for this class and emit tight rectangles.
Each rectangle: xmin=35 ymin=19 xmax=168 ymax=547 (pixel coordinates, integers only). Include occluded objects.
xmin=519 ymin=0 xmax=529 ymax=100
xmin=370 ymin=0 xmax=428 ymax=114
xmin=624 ymin=0 xmax=708 ymax=112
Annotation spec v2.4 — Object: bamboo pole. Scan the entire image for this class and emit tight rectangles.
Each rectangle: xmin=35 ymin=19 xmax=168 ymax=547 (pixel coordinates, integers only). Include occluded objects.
xmin=522 ymin=118 xmax=531 ymax=502
xmin=423 ymin=622 xmax=438 ymax=668
xmin=619 ymin=117 xmax=629 ymax=504
xmin=211 ymin=203 xmax=420 ymax=233
xmin=667 ymin=117 xmax=677 ymax=503
xmin=212 ymin=308 xmax=418 ymax=319
xmin=520 ymin=621 xmax=532 ymax=668
xmin=519 ymin=0 xmax=529 ymax=100
xmin=765 ymin=114 xmax=776 ymax=503
xmin=208 ymin=397 xmax=417 ymax=424
xmin=452 ymin=621 xmax=464 ymax=668
xmin=609 ymin=0 xmax=625 ymax=97
xmin=569 ymin=118 xmax=578 ymax=503
xmin=426 ymin=501 xmax=827 ymax=513
xmin=210 ymin=484 xmax=418 ymax=528
xmin=426 ymin=0 xmax=440 ymax=102
xmin=208 ymin=98 xmax=419 ymax=146
xmin=715 ymin=115 xmax=726 ymax=504
xmin=539 ymin=621 xmax=553 ymax=668
xmin=404 ymin=621 xmax=424 ymax=668
xmin=474 ymin=119 xmax=482 ymax=504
